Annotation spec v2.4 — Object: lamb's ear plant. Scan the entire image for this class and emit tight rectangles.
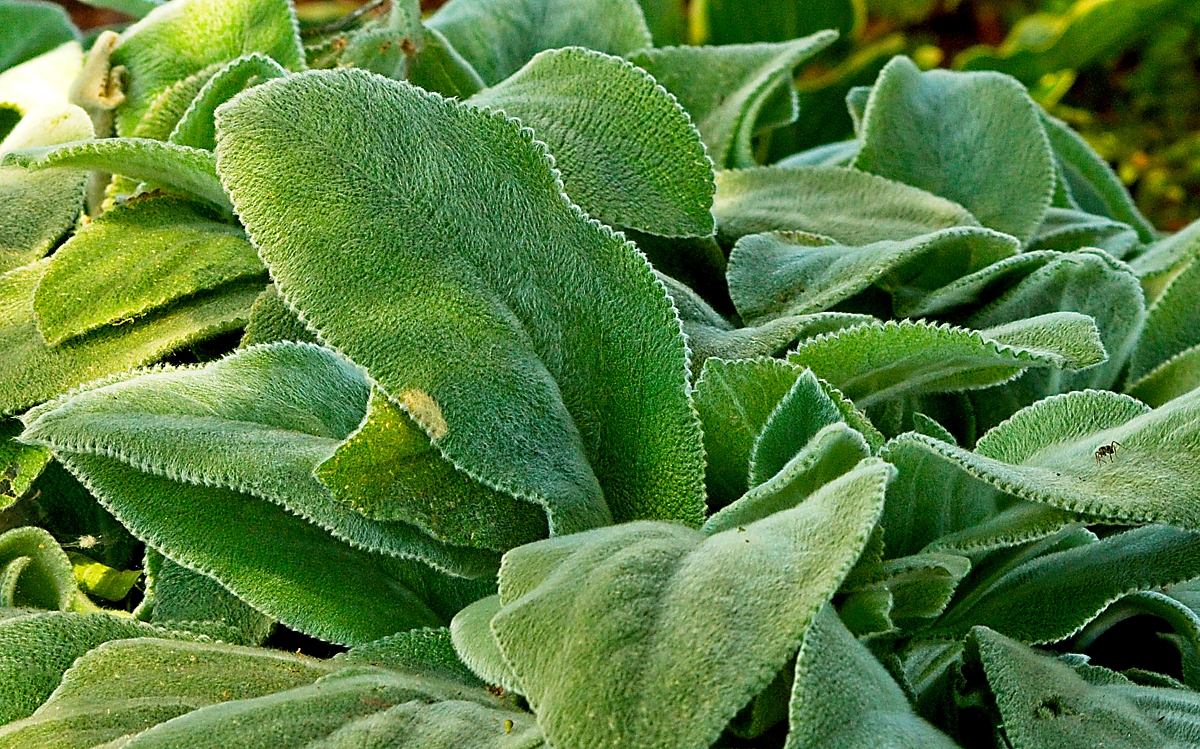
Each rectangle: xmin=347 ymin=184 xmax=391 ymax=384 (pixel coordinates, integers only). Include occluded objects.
xmin=4 ymin=0 xmax=1200 ymax=746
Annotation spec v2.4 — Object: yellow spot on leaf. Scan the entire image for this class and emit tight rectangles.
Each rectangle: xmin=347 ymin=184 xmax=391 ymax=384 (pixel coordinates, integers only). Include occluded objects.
xmin=399 ymin=389 xmax=448 ymax=441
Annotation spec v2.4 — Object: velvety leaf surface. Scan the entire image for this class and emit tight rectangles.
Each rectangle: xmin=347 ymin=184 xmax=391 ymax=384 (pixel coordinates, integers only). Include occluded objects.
xmin=468 ymin=48 xmax=714 ymax=238
xmin=0 ymin=103 xmax=90 ymax=274
xmin=169 ymin=53 xmax=286 ymax=150
xmin=853 ymin=56 xmax=1054 ymax=244
xmin=0 ymin=1 xmax=77 ymax=74
xmin=315 ymin=391 xmax=549 ymax=550
xmin=0 ymin=260 xmax=257 ymax=415
xmin=128 ymin=63 xmax=221 ymax=141
xmin=136 ymin=548 xmax=274 ymax=646
xmin=628 ymin=33 xmax=837 ymax=168
xmin=712 ymin=166 xmax=979 ymax=248
xmin=216 ymin=69 xmax=704 ymax=527
xmin=1026 ymin=207 xmax=1139 ymax=259
xmin=110 ymin=0 xmax=304 ymax=135
xmin=427 ymin=0 xmax=651 ymax=86
xmin=117 ymin=665 xmax=539 ymax=749
xmin=1126 ymin=343 xmax=1200 ymax=408
xmin=238 ymin=284 xmax=315 ymax=347
xmin=20 ymin=342 xmax=503 ymax=578
xmin=34 ymin=196 xmax=264 ymax=346
xmin=0 ymin=419 xmax=50 ymax=499
xmin=0 ymin=637 xmax=334 ymax=749
xmin=785 ymin=604 xmax=960 ymax=749
xmin=0 ymin=526 xmax=78 ymax=612
xmin=748 ymin=369 xmax=845 ymax=486
xmin=892 ymin=250 xmax=1059 ymax=319
xmin=489 ymin=459 xmax=892 ymax=749
xmin=337 ymin=626 xmax=484 ymax=687
xmin=692 ymin=357 xmax=802 ymax=508
xmin=0 ymin=611 xmax=192 ymax=724
xmin=786 ymin=314 xmax=1106 ymax=408
xmin=450 ymin=594 xmax=523 ymax=694
xmin=1128 ymin=253 xmax=1200 ymax=387
xmin=728 ymin=227 xmax=1018 ymax=323
xmin=839 ymin=551 xmax=971 ymax=628
xmin=972 ymin=626 xmax=1200 ymax=749
xmin=407 ymin=26 xmax=488 ymax=99
xmin=890 ymin=388 xmax=1200 ymax=530
xmin=2 ymin=138 xmax=232 ymax=212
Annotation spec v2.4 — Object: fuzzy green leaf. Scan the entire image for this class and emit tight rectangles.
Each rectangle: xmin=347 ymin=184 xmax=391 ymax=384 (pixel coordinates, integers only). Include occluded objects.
xmin=0 ymin=260 xmax=257 ymax=415
xmin=893 ymin=250 xmax=1059 ymax=319
xmin=169 ymin=53 xmax=286 ymax=150
xmin=1126 ymin=342 xmax=1200 ymax=408
xmin=786 ymin=604 xmax=960 ymax=749
xmin=450 ymin=594 xmax=523 ymax=694
xmin=489 ymin=458 xmax=892 ymax=749
xmin=853 ymin=56 xmax=1054 ymax=244
xmin=129 ymin=63 xmax=222 ymax=141
xmin=20 ymin=342 xmax=503 ymax=579
xmin=468 ymin=47 xmax=714 ymax=238
xmin=0 ymin=526 xmax=78 ymax=611
xmin=748 ymin=369 xmax=845 ymax=486
xmin=787 ymin=314 xmax=1107 ymax=408
xmin=628 ymin=33 xmax=838 ymax=168
xmin=839 ymin=552 xmax=971 ymax=628
xmin=427 ymin=0 xmax=651 ymax=86
xmin=238 ymin=283 xmax=313 ymax=347
xmin=0 ymin=420 xmax=50 ymax=499
xmin=216 ymin=69 xmax=704 ymax=527
xmin=713 ymin=166 xmax=979 ymax=248
xmin=1128 ymin=253 xmax=1200 ymax=387
xmin=34 ymin=196 xmax=264 ymax=346
xmin=3 ymin=137 xmax=231 ymax=212
xmin=110 ymin=0 xmax=304 ymax=135
xmin=1026 ymin=207 xmax=1140 ymax=259
xmin=728 ymin=227 xmax=1019 ymax=323
xmin=338 ymin=627 xmax=484 ymax=688
xmin=0 ymin=637 xmax=334 ymax=749
xmin=0 ymin=1 xmax=78 ymax=74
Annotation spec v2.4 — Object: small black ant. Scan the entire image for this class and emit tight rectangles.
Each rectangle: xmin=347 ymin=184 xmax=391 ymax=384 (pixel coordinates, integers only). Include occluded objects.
xmin=1095 ymin=441 xmax=1122 ymax=464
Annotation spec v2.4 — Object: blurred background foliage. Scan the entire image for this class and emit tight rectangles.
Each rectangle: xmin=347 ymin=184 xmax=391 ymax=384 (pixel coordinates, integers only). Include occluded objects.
xmin=55 ymin=0 xmax=1200 ymax=230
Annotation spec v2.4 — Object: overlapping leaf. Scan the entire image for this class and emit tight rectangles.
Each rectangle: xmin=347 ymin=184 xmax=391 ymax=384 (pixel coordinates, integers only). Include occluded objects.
xmin=169 ymin=53 xmax=287 ymax=150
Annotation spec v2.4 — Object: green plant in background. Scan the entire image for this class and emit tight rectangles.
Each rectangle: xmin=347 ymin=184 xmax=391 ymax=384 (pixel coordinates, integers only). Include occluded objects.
xmin=3 ymin=0 xmax=1200 ymax=747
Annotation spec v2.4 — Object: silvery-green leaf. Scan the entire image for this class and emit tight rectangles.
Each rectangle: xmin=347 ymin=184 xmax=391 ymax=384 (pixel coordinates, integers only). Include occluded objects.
xmin=925 ymin=501 xmax=1081 ymax=559
xmin=786 ymin=314 xmax=1106 ymax=408
xmin=450 ymin=594 xmax=523 ymax=694
xmin=427 ymin=0 xmax=651 ymax=86
xmin=628 ymin=33 xmax=838 ymax=168
xmin=700 ymin=0 xmax=862 ymax=45
xmin=0 ymin=1 xmax=77 ymax=74
xmin=467 ymin=47 xmax=714 ymax=238
xmin=692 ymin=357 xmax=803 ymax=508
xmin=0 ymin=41 xmax=81 ymax=116
xmin=338 ymin=626 xmax=485 ymax=688
xmin=748 ymin=369 xmax=845 ymax=486
xmin=136 ymin=548 xmax=274 ymax=646
xmin=705 ymin=423 xmax=870 ymax=535
xmin=840 ymin=552 xmax=971 ymax=628
xmin=785 ymin=604 xmax=961 ymax=749
xmin=0 ymin=526 xmax=78 ymax=611
xmin=238 ymin=283 xmax=314 ymax=348
xmin=728 ymin=227 xmax=1018 ymax=323
xmin=713 ymin=166 xmax=979 ymax=248
xmin=775 ymin=139 xmax=861 ymax=168
xmin=1026 ymin=207 xmax=1141 ymax=258
xmin=0 ymin=637 xmax=334 ymax=749
xmin=34 ymin=196 xmax=264 ymax=346
xmin=129 ymin=63 xmax=221 ymax=141
xmin=118 ymin=665 xmax=539 ymax=749
xmin=932 ymin=525 xmax=1200 ymax=643
xmin=912 ymin=412 xmax=956 ymax=444
xmin=853 ymin=56 xmax=1054 ymax=244
xmin=408 ymin=26 xmax=487 ymax=99
xmin=0 ymin=419 xmax=50 ymax=499
xmin=20 ymin=342 xmax=504 ymax=578
xmin=1129 ymin=217 xmax=1200 ymax=303
xmin=0 ymin=611 xmax=195 ymax=724
xmin=489 ymin=458 xmax=892 ymax=749
xmin=971 ymin=625 xmax=1200 ymax=749
xmin=2 ymin=138 xmax=231 ymax=212
xmin=893 ymin=250 xmax=1059 ymax=318
xmin=1126 ymin=342 xmax=1200 ymax=408
xmin=110 ymin=0 xmax=304 ymax=135
xmin=0 ymin=260 xmax=257 ymax=415
xmin=216 ymin=69 xmax=704 ymax=527
xmin=169 ymin=53 xmax=287 ymax=150
xmin=0 ymin=104 xmax=91 ymax=274
xmin=1128 ymin=254 xmax=1200 ymax=388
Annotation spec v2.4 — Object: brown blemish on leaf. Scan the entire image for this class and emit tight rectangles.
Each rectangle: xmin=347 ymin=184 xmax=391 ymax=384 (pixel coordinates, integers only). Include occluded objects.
xmin=400 ymin=389 xmax=448 ymax=440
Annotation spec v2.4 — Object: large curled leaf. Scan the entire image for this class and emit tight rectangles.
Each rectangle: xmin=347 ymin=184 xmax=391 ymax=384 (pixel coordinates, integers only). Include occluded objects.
xmin=971 ymin=626 xmax=1200 ymax=749
xmin=0 ymin=1 xmax=78 ymax=74
xmin=169 ymin=53 xmax=287 ymax=150
xmin=20 ymin=342 xmax=505 ymax=580
xmin=890 ymin=388 xmax=1200 ymax=530
xmin=488 ymin=459 xmax=892 ymax=749
xmin=0 ymin=260 xmax=257 ymax=415
xmin=786 ymin=314 xmax=1106 ymax=408
xmin=216 ymin=69 xmax=705 ymax=527
xmin=786 ymin=604 xmax=959 ymax=749
xmin=853 ymin=56 xmax=1055 ymax=244
xmin=628 ymin=33 xmax=838 ymax=168
xmin=34 ymin=196 xmax=264 ymax=346
xmin=117 ymin=665 xmax=541 ymax=749
xmin=0 ymin=526 xmax=77 ymax=612
xmin=3 ymin=137 xmax=231 ymax=212
xmin=712 ymin=166 xmax=979 ymax=248
xmin=0 ymin=611 xmax=193 ymax=724
xmin=0 ymin=637 xmax=335 ymax=749
xmin=0 ymin=104 xmax=91 ymax=274
xmin=110 ymin=0 xmax=304 ymax=135
xmin=427 ymin=0 xmax=651 ymax=86
xmin=728 ymin=227 xmax=1019 ymax=323
xmin=467 ymin=47 xmax=714 ymax=238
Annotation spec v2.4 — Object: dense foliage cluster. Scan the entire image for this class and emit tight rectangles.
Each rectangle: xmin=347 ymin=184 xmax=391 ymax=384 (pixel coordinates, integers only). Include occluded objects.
xmin=2 ymin=0 xmax=1200 ymax=747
